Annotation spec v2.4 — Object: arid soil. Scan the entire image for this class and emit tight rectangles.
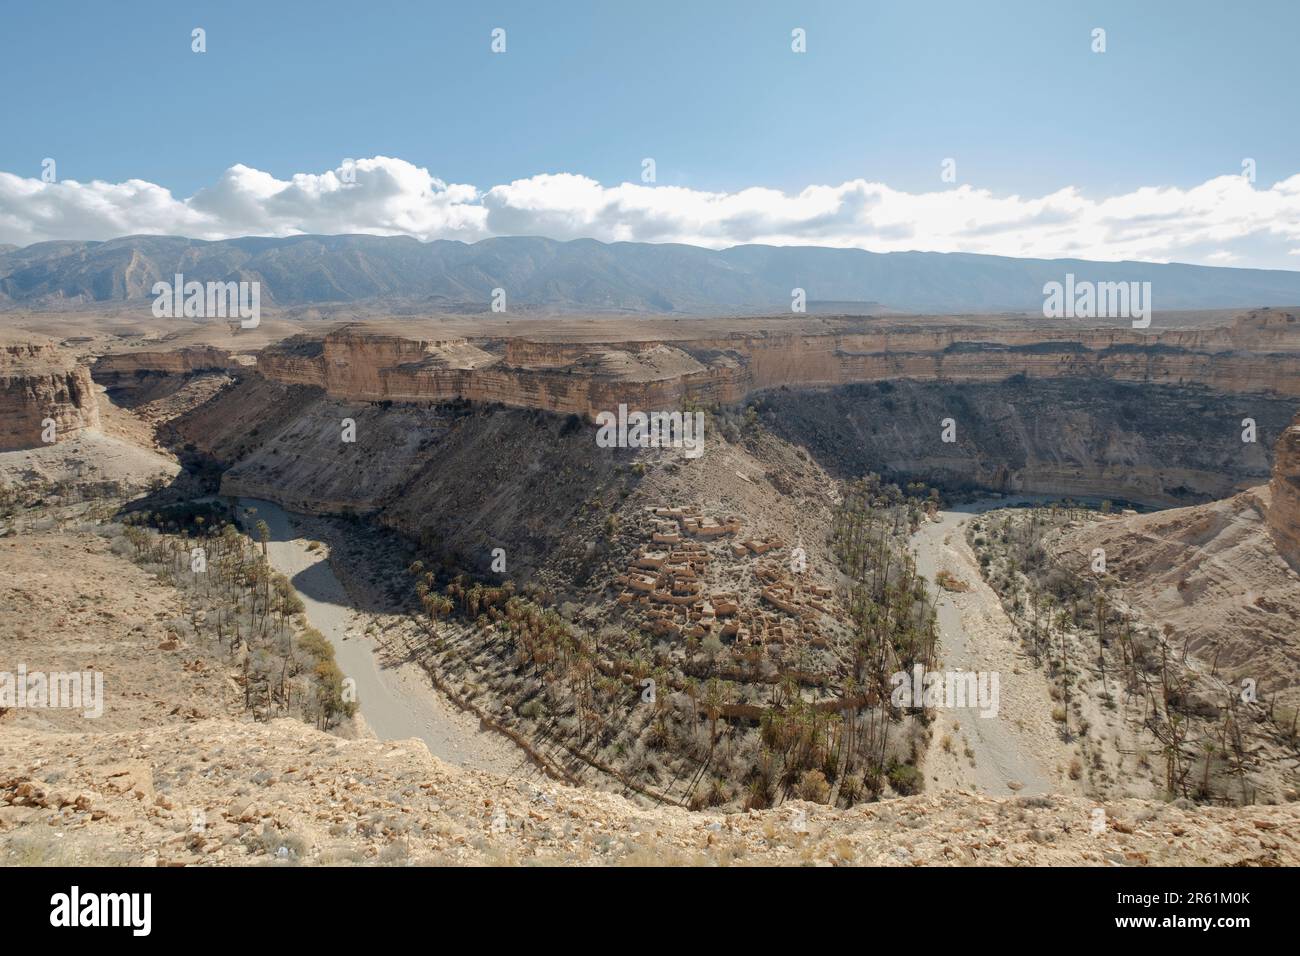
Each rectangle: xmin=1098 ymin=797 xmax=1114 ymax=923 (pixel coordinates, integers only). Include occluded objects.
xmin=912 ymin=507 xmax=1081 ymax=797
xmin=0 ymin=531 xmax=243 ymax=733
xmin=966 ymin=503 xmax=1299 ymax=807
xmin=5 ymin=718 xmax=1297 ymax=866
xmin=1052 ymin=490 xmax=1300 ymax=710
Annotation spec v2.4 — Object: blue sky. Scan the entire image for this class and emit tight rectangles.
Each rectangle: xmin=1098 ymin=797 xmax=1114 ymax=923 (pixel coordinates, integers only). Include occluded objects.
xmin=2 ymin=1 xmax=1298 ymax=265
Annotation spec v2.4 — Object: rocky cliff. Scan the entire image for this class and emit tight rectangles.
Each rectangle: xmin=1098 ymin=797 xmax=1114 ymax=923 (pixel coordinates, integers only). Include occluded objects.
xmin=757 ymin=378 xmax=1295 ymax=505
xmin=1046 ymin=403 xmax=1300 ymax=709
xmin=1268 ymin=411 xmax=1300 ymax=569
xmin=91 ymin=346 xmax=246 ymax=388
xmin=0 ymin=341 xmax=100 ymax=450
xmin=253 ymin=310 xmax=1300 ymax=419
xmin=156 ymin=310 xmax=1300 ymax=510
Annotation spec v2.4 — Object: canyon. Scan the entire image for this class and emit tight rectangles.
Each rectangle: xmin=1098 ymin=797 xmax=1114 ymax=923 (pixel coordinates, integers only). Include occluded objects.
xmin=1 ymin=305 xmax=1297 ymax=865
xmin=1048 ymin=411 xmax=1300 ymax=712
xmin=245 ymin=309 xmax=1300 ymax=418
xmin=0 ymin=308 xmax=1274 ymax=501
xmin=3 ymin=308 xmax=1295 ymax=519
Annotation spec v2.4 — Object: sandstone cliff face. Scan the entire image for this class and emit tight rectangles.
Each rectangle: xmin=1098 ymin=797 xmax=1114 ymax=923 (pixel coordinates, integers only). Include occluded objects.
xmin=758 ymin=378 xmax=1295 ymax=506
xmin=1268 ymin=411 xmax=1300 ymax=569
xmin=92 ymin=346 xmax=244 ymax=384
xmin=256 ymin=331 xmax=753 ymax=418
xmin=135 ymin=312 xmax=1300 ymax=512
xmin=253 ymin=312 xmax=1300 ymax=420
xmin=0 ymin=342 xmax=100 ymax=450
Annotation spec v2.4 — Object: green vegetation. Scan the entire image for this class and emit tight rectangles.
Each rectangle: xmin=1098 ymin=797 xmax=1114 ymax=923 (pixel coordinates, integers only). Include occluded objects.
xmin=118 ymin=507 xmax=355 ymax=729
xmin=400 ymin=472 xmax=939 ymax=811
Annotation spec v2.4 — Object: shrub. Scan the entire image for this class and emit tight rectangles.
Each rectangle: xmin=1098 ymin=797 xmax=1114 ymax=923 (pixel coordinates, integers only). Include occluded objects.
xmin=887 ymin=761 xmax=924 ymax=796
xmin=797 ymin=769 xmax=831 ymax=804
xmin=935 ymin=570 xmax=969 ymax=592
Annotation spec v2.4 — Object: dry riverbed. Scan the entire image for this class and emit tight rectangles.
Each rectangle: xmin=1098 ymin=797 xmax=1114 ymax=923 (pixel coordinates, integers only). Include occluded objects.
xmin=911 ymin=504 xmax=1081 ymax=797
xmin=237 ymin=498 xmax=537 ymax=779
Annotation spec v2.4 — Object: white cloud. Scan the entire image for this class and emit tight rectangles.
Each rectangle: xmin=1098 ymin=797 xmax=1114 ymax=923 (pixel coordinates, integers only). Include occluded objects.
xmin=2 ymin=157 xmax=1300 ymax=267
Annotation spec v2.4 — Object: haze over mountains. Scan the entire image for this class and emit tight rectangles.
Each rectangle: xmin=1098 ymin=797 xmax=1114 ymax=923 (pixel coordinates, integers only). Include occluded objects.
xmin=3 ymin=235 xmax=1300 ymax=315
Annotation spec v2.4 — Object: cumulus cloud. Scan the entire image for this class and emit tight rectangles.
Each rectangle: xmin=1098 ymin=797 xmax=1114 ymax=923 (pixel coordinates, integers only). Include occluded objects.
xmin=2 ymin=156 xmax=1300 ymax=267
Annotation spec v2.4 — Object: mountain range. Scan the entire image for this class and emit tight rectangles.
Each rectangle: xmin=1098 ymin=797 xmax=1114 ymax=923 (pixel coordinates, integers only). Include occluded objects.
xmin=3 ymin=234 xmax=1300 ymax=314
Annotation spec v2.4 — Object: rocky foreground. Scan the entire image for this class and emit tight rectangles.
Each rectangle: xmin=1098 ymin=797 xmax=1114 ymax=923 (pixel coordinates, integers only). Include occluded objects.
xmin=2 ymin=718 xmax=1296 ymax=867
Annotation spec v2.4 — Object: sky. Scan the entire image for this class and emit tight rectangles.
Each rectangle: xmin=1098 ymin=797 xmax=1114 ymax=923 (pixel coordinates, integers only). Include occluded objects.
xmin=1 ymin=0 xmax=1298 ymax=267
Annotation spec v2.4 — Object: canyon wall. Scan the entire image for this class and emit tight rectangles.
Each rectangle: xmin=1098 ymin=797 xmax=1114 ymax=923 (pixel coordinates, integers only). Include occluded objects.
xmin=756 ymin=378 xmax=1295 ymax=506
xmin=253 ymin=311 xmax=1300 ymax=419
xmin=90 ymin=310 xmax=1300 ymax=505
xmin=257 ymin=331 xmax=752 ymax=417
xmin=0 ymin=341 xmax=101 ymax=450
xmin=1051 ymin=413 xmax=1300 ymax=707
xmin=1268 ymin=411 xmax=1300 ymax=569
xmin=92 ymin=346 xmax=246 ymax=385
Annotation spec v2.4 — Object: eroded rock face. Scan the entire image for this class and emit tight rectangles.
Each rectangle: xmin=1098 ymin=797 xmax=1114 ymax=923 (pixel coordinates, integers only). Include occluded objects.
xmin=1052 ymin=488 xmax=1300 ymax=709
xmin=0 ymin=342 xmax=100 ymax=450
xmin=1268 ymin=412 xmax=1300 ymax=569
xmin=757 ymin=379 xmax=1294 ymax=506
xmin=254 ymin=311 xmax=1300 ymax=419
xmin=91 ymin=346 xmax=245 ymax=393
xmin=241 ymin=311 xmax=1295 ymax=508
xmin=130 ymin=311 xmax=1300 ymax=511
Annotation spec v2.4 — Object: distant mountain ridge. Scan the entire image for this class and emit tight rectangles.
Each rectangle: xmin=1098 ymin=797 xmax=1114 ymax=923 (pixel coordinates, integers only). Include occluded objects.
xmin=3 ymin=234 xmax=1300 ymax=314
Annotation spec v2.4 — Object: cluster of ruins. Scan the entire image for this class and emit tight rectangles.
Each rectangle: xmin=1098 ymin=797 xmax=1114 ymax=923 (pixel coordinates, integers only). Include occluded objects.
xmin=611 ymin=506 xmax=840 ymax=651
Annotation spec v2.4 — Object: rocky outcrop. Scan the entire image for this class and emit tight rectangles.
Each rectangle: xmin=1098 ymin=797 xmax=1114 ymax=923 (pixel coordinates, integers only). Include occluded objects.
xmin=4 ymin=717 xmax=1298 ymax=865
xmin=254 ymin=311 xmax=1300 ymax=419
xmin=1052 ymin=489 xmax=1300 ymax=709
xmin=87 ymin=346 xmax=253 ymax=411
xmin=133 ymin=310 xmax=1300 ymax=510
xmin=3 ymin=517 xmax=1293 ymax=867
xmin=1051 ymin=417 xmax=1300 ymax=706
xmin=0 ymin=341 xmax=100 ymax=450
xmin=1267 ymin=411 xmax=1300 ymax=569
xmin=758 ymin=377 xmax=1295 ymax=506
xmin=92 ymin=346 xmax=246 ymax=385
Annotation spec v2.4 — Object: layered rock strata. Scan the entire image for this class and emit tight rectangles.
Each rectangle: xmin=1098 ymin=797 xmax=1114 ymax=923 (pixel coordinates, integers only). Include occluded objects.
xmin=0 ymin=341 xmax=100 ymax=450
xmin=1268 ymin=411 xmax=1300 ymax=568
xmin=253 ymin=311 xmax=1300 ymax=419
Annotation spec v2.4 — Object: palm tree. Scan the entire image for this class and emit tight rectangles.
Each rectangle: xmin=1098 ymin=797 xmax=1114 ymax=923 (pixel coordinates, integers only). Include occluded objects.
xmin=703 ymin=679 xmax=724 ymax=754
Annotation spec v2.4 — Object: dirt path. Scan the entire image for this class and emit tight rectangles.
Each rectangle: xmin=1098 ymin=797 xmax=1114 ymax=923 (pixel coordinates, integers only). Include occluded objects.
xmin=911 ymin=503 xmax=1078 ymax=797
xmin=238 ymin=498 xmax=536 ymax=779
